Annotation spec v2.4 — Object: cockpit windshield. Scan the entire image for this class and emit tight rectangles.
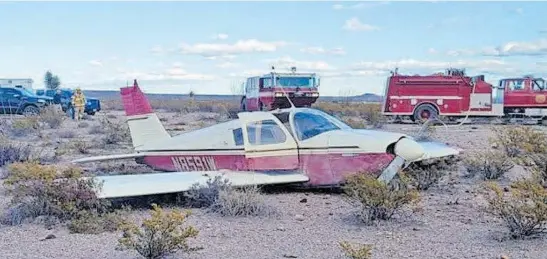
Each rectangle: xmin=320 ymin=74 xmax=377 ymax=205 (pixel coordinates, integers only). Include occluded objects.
xmin=291 ymin=109 xmax=351 ymax=141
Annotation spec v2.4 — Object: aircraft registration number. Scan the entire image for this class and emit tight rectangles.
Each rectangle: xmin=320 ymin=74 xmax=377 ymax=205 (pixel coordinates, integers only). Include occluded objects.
xmin=171 ymin=156 xmax=217 ymax=171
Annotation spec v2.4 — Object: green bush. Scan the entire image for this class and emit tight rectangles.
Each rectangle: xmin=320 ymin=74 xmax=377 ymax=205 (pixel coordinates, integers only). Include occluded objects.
xmin=117 ymin=204 xmax=199 ymax=259
xmin=342 ymin=173 xmax=420 ymax=225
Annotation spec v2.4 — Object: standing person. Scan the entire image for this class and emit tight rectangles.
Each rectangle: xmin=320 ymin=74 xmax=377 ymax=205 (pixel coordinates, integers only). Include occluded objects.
xmin=71 ymin=87 xmax=86 ymax=121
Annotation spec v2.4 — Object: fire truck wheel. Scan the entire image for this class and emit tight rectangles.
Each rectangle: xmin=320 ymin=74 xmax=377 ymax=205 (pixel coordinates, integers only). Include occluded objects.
xmin=413 ymin=104 xmax=438 ymax=123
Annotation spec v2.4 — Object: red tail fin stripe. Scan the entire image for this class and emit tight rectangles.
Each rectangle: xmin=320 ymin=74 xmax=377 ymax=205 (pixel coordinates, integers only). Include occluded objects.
xmin=120 ymin=80 xmax=153 ymax=116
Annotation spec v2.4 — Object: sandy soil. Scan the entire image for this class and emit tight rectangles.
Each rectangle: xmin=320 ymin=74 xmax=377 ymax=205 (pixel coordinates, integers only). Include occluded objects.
xmin=1 ymin=110 xmax=546 ymax=259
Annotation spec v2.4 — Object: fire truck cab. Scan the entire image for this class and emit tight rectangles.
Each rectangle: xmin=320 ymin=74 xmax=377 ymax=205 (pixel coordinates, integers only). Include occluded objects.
xmin=240 ymin=67 xmax=320 ymax=111
xmin=382 ymin=68 xmax=547 ymax=123
xmin=381 ymin=68 xmax=504 ymax=122
xmin=499 ymin=76 xmax=547 ymax=117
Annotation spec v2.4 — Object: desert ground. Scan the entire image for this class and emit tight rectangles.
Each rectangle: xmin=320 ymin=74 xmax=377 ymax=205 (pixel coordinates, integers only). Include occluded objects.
xmin=0 ymin=100 xmax=546 ymax=259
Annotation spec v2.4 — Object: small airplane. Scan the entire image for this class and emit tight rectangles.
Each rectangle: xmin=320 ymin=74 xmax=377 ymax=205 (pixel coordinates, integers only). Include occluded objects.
xmin=73 ymin=80 xmax=462 ymax=199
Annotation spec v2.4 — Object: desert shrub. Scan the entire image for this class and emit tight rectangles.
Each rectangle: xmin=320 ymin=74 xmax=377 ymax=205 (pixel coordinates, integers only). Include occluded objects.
xmin=117 ymin=204 xmax=199 ymax=259
xmin=58 ymin=130 xmax=76 ymax=138
xmin=464 ymin=150 xmax=514 ymax=180
xmin=404 ymin=162 xmax=450 ymax=190
xmin=38 ymin=106 xmax=64 ymax=129
xmin=209 ymin=185 xmax=273 ymax=217
xmin=78 ymin=121 xmax=90 ymax=128
xmin=88 ymin=124 xmax=105 ymax=134
xmin=8 ymin=117 xmax=41 ymax=137
xmin=526 ymin=153 xmax=547 ymax=187
xmin=68 ymin=209 xmax=127 ymax=234
xmin=180 ymin=175 xmax=274 ymax=217
xmin=342 ymin=173 xmax=420 ymax=225
xmin=344 ymin=118 xmax=366 ymax=129
xmin=339 ymin=241 xmax=373 ymax=259
xmin=181 ymin=175 xmax=231 ymax=208
xmin=0 ymin=140 xmax=33 ymax=168
xmin=483 ymin=180 xmax=547 ymax=239
xmin=72 ymin=140 xmax=92 ymax=154
xmin=1 ymin=162 xmax=109 ymax=225
xmin=313 ymin=102 xmax=382 ymax=118
xmin=490 ymin=126 xmax=547 ymax=157
xmin=100 ymin=117 xmax=130 ymax=144
xmin=360 ymin=103 xmax=384 ymax=128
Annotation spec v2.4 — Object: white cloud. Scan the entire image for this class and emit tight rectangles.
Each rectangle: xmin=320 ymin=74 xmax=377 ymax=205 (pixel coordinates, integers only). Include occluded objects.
xmin=204 ymin=55 xmax=237 ymax=60
xmin=213 ymin=33 xmax=229 ymax=40
xmin=333 ymin=1 xmax=389 ymax=10
xmin=481 ymin=39 xmax=547 ymax=57
xmin=216 ymin=62 xmax=239 ymax=68
xmin=115 ymin=66 xmax=216 ymax=82
xmin=351 ymin=58 xmax=516 ymax=76
xmin=267 ymin=56 xmax=335 ymax=71
xmin=343 ymin=17 xmax=379 ymax=31
xmin=179 ymin=39 xmax=288 ymax=58
xmin=300 ymin=46 xmax=346 ymax=55
xmin=150 ymin=45 xmax=164 ymax=54
xmin=89 ymin=60 xmax=102 ymax=66
xmin=446 ymin=39 xmax=547 ymax=57
xmin=428 ymin=48 xmax=437 ymax=54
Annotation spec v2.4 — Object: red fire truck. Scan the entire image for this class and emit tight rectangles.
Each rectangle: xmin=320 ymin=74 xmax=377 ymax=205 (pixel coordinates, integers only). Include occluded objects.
xmin=240 ymin=67 xmax=320 ymax=111
xmin=381 ymin=68 xmax=547 ymax=123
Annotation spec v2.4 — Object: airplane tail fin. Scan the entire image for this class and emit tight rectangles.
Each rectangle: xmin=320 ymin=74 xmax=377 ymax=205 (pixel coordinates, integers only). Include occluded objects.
xmin=120 ymin=79 xmax=171 ymax=149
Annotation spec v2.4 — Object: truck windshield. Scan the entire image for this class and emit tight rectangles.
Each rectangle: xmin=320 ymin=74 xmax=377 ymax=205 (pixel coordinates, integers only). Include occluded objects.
xmin=276 ymin=77 xmax=313 ymax=88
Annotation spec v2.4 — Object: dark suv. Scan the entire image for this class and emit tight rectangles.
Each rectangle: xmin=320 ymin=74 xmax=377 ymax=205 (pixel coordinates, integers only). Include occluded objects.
xmin=0 ymin=87 xmax=53 ymax=115
xmin=35 ymin=88 xmax=101 ymax=115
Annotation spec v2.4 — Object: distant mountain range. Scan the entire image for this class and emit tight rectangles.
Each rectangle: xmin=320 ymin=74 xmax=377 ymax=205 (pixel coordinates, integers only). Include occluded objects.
xmin=81 ymin=90 xmax=384 ymax=103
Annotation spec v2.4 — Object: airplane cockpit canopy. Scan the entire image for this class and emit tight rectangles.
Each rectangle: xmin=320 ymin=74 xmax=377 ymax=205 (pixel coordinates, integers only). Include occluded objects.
xmin=289 ymin=108 xmax=351 ymax=141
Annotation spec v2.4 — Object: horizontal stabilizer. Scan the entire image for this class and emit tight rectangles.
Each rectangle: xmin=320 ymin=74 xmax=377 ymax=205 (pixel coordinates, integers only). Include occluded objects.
xmin=415 ymin=141 xmax=462 ymax=161
xmin=71 ymin=153 xmax=145 ymax=164
xmin=92 ymin=171 xmax=309 ymax=199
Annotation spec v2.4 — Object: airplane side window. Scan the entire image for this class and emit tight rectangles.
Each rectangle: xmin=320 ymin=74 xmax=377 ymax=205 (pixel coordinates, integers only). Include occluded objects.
xmin=232 ymin=128 xmax=244 ymax=146
xmin=246 ymin=119 xmax=286 ymax=145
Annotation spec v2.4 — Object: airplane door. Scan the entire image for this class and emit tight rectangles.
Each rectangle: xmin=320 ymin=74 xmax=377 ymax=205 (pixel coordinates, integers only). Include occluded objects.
xmin=238 ymin=112 xmax=299 ymax=171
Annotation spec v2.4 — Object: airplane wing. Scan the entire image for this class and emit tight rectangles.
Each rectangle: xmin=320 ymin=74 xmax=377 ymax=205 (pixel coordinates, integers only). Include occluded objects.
xmin=91 ymin=171 xmax=310 ymax=199
xmin=71 ymin=153 xmax=145 ymax=164
xmin=415 ymin=141 xmax=462 ymax=161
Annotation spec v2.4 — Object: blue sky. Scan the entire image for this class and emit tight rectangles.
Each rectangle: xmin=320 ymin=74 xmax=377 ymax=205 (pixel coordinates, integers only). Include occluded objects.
xmin=1 ymin=1 xmax=547 ymax=96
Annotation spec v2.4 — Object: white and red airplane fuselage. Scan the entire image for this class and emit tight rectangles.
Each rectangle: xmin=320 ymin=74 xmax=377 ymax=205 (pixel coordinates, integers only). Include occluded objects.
xmin=73 ymin=80 xmax=461 ymax=199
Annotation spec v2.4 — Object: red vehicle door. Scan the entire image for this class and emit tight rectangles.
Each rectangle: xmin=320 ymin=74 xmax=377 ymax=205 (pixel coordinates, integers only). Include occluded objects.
xmin=504 ymin=79 xmax=528 ymax=107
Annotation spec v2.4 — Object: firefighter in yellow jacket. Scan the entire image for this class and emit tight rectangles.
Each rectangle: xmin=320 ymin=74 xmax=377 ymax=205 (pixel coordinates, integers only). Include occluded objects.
xmin=71 ymin=88 xmax=86 ymax=121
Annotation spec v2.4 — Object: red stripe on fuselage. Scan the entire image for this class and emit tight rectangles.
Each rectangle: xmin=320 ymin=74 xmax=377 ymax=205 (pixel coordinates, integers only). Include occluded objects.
xmin=141 ymin=152 xmax=395 ymax=186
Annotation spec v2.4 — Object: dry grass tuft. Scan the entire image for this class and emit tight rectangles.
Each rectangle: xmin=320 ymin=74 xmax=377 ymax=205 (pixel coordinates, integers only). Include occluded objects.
xmin=180 ymin=175 xmax=275 ymax=217
xmin=463 ymin=150 xmax=514 ymax=180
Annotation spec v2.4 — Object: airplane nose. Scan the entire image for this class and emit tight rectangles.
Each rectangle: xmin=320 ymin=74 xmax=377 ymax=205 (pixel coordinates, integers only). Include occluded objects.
xmin=394 ymin=137 xmax=425 ymax=162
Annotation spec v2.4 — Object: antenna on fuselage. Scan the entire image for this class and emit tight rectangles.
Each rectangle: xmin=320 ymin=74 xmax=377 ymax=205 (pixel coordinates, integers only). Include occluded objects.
xmin=271 ymin=65 xmax=296 ymax=110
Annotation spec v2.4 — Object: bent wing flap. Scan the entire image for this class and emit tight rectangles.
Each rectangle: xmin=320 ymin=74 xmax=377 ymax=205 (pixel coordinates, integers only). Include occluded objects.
xmin=92 ymin=171 xmax=309 ymax=199
xmin=71 ymin=153 xmax=145 ymax=164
